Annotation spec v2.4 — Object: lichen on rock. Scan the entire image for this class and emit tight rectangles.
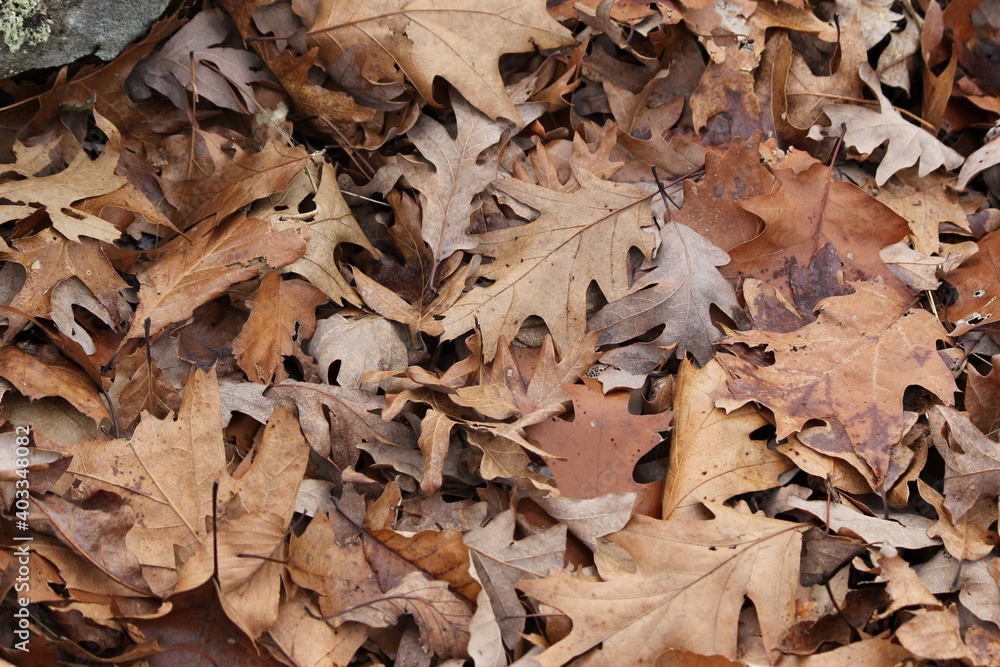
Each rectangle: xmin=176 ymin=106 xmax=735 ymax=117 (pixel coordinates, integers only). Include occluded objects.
xmin=0 ymin=0 xmax=53 ymax=53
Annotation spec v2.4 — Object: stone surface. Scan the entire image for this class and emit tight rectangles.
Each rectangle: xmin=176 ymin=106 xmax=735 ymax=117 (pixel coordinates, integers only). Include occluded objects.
xmin=0 ymin=0 xmax=171 ymax=78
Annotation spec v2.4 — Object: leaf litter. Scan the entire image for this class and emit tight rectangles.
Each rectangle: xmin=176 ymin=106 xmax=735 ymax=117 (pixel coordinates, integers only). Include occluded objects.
xmin=2 ymin=0 xmax=1000 ymax=664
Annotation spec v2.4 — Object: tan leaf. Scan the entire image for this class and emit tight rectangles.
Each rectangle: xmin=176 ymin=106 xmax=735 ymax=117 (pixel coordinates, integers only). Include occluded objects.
xmin=464 ymin=509 xmax=566 ymax=647
xmin=117 ymin=357 xmax=183 ymax=429
xmin=126 ymin=214 xmax=307 ymax=342
xmin=233 ymin=272 xmax=328 ymax=384
xmin=664 ymin=359 xmax=793 ymax=520
xmin=303 ymin=0 xmax=574 ymax=122
xmin=309 ymin=314 xmax=409 ymax=391
xmin=928 ymin=405 xmax=1000 ymax=520
xmin=391 ymin=95 xmax=511 ymax=273
xmin=519 ymin=506 xmax=804 ymax=665
xmin=718 ymin=280 xmax=957 ymax=484
xmin=255 ymin=162 xmax=378 ymax=307
xmin=441 ymin=169 xmax=657 ymax=359
xmin=0 ymin=113 xmax=125 ymax=243
xmin=589 ymin=221 xmax=740 ymax=364
xmin=0 ymin=345 xmax=108 ymax=425
xmin=809 ymin=64 xmax=964 ymax=185
xmin=332 ymin=571 xmax=472 ymax=659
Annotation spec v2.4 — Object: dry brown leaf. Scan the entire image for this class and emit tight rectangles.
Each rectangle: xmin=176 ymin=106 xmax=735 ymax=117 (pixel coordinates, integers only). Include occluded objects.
xmin=0 ymin=113 xmax=126 ymax=243
xmin=929 ymin=405 xmax=1000 ymax=520
xmin=464 ymin=510 xmax=566 ymax=648
xmin=157 ymin=132 xmax=311 ymax=229
xmin=966 ymin=354 xmax=1000 ymax=439
xmin=254 ymin=162 xmax=378 ymax=307
xmin=664 ymin=359 xmax=793 ymax=520
xmin=127 ymin=9 xmax=268 ymax=113
xmin=389 ymin=96 xmax=511 ymax=276
xmin=588 ymin=220 xmax=740 ymax=365
xmin=126 ymin=214 xmax=307 ymax=342
xmin=309 ymin=314 xmax=409 ymax=391
xmin=726 ymin=163 xmax=911 ymax=304
xmin=302 ymin=0 xmax=574 ymax=122
xmin=0 ymin=345 xmax=108 ymax=425
xmin=441 ymin=168 xmax=657 ymax=358
xmin=809 ymin=64 xmax=964 ymax=186
xmin=117 ymin=356 xmax=183 ymax=429
xmin=718 ymin=280 xmax=956 ymax=485
xmin=233 ymin=271 xmax=328 ymax=384
xmin=525 ymin=378 xmax=671 ymax=503
xmin=943 ymin=229 xmax=1000 ymax=335
xmin=331 ymin=571 xmax=472 ymax=659
xmin=519 ymin=506 xmax=804 ymax=665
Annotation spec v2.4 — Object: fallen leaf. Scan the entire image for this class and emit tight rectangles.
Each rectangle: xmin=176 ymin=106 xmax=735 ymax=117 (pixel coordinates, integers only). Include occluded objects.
xmin=302 ymin=0 xmax=574 ymax=122
xmin=588 ymin=220 xmax=741 ymax=364
xmin=519 ymin=505 xmax=804 ymax=665
xmin=126 ymin=213 xmax=307 ymax=343
xmin=726 ymin=163 xmax=911 ymax=303
xmin=809 ymin=64 xmax=964 ymax=186
xmin=718 ymin=280 xmax=957 ymax=484
xmin=331 ymin=571 xmax=472 ymax=659
xmin=663 ymin=359 xmax=793 ymax=520
xmin=0 ymin=345 xmax=108 ymax=425
xmin=309 ymin=314 xmax=409 ymax=391
xmin=441 ymin=168 xmax=657 ymax=359
xmin=928 ymin=405 xmax=1000 ymax=520
xmin=942 ymin=229 xmax=1000 ymax=335
xmin=464 ymin=510 xmax=566 ymax=648
xmin=233 ymin=271 xmax=328 ymax=384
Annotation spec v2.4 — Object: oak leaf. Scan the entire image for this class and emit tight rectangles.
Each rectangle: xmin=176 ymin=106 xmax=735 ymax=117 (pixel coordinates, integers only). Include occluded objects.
xmin=157 ymin=131 xmax=312 ymax=229
xmin=253 ymin=162 xmax=378 ymax=307
xmin=0 ymin=113 xmax=126 ymax=243
xmin=929 ymin=405 xmax=1000 ymax=521
xmin=809 ymin=64 xmax=964 ymax=186
xmin=942 ymin=229 xmax=1000 ymax=335
xmin=388 ymin=95 xmax=511 ymax=277
xmin=519 ymin=506 xmax=804 ymax=665
xmin=309 ymin=314 xmax=409 ymax=391
xmin=664 ymin=359 xmax=793 ymax=520
xmin=726 ymin=162 xmax=911 ymax=302
xmin=0 ymin=345 xmax=108 ymax=425
xmin=332 ymin=571 xmax=472 ymax=659
xmin=125 ymin=213 xmax=307 ymax=342
xmin=441 ymin=168 xmax=657 ymax=359
xmin=464 ymin=509 xmax=566 ymax=648
xmin=718 ymin=280 xmax=956 ymax=485
xmin=128 ymin=9 xmax=269 ymax=114
xmin=233 ymin=271 xmax=328 ymax=384
xmin=525 ymin=378 xmax=671 ymax=501
xmin=588 ymin=220 xmax=741 ymax=365
xmin=303 ymin=0 xmax=575 ymax=123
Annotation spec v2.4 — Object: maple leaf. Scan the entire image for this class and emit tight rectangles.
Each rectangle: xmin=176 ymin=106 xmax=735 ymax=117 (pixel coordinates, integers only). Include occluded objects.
xmin=233 ymin=271 xmax=328 ymax=384
xmin=125 ymin=213 xmax=307 ymax=343
xmin=302 ymin=0 xmax=575 ymax=123
xmin=588 ymin=220 xmax=741 ymax=365
xmin=128 ymin=8 xmax=270 ymax=113
xmin=519 ymin=506 xmax=804 ymax=665
xmin=525 ymin=378 xmax=672 ymax=501
xmin=441 ymin=168 xmax=657 ymax=359
xmin=718 ymin=280 xmax=957 ymax=485
xmin=725 ymin=162 xmax=911 ymax=303
xmin=0 ymin=113 xmax=127 ymax=243
xmin=809 ymin=64 xmax=964 ymax=186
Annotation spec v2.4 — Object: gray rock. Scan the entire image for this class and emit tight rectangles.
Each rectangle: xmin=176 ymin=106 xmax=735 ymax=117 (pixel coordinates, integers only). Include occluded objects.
xmin=0 ymin=0 xmax=170 ymax=78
